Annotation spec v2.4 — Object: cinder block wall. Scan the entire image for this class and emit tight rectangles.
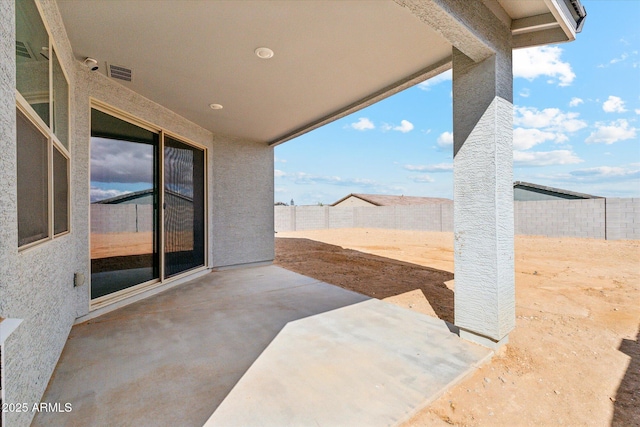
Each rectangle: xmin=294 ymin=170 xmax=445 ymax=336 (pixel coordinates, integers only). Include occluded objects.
xmin=90 ymin=205 xmax=155 ymax=234
xmin=274 ymin=204 xmax=455 ymax=233
xmin=356 ymin=206 xmax=397 ymax=229
xmin=275 ymin=199 xmax=639 ymax=240
xmin=514 ymin=199 xmax=606 ymax=239
xmin=294 ymin=206 xmax=330 ymax=231
xmin=606 ymin=198 xmax=640 ymax=240
xmin=328 ymin=207 xmax=355 ymax=229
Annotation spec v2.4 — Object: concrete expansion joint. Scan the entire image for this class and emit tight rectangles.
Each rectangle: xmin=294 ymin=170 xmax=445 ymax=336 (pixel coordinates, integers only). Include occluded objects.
xmin=261 ymin=281 xmax=325 ymax=294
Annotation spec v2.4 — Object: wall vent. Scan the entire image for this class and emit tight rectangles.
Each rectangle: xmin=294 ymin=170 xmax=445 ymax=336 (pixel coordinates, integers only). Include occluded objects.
xmin=108 ymin=64 xmax=133 ymax=82
xmin=16 ymin=40 xmax=35 ymax=59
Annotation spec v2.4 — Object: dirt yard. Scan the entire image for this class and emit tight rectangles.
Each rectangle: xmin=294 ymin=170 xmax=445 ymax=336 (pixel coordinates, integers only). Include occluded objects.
xmin=275 ymin=229 xmax=640 ymax=427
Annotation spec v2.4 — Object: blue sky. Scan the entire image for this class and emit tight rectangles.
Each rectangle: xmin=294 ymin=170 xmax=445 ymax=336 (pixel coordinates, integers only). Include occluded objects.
xmin=275 ymin=1 xmax=640 ymax=206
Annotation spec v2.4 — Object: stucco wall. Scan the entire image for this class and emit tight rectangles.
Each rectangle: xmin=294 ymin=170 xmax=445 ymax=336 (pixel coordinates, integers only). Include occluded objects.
xmin=0 ymin=0 xmax=18 ymax=320
xmin=0 ymin=3 xmax=18 ymax=425
xmin=2 ymin=1 xmax=275 ymax=425
xmin=211 ymin=136 xmax=274 ymax=268
xmin=2 ymin=2 xmax=80 ymax=426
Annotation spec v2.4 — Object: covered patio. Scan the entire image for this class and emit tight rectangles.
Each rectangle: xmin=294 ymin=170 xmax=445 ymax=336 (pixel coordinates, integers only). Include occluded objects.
xmin=34 ymin=265 xmax=491 ymax=426
xmin=1 ymin=1 xmax=586 ymax=426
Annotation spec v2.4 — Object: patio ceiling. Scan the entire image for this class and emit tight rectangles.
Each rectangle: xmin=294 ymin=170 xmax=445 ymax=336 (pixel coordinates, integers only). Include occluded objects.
xmin=56 ymin=0 xmax=579 ymax=145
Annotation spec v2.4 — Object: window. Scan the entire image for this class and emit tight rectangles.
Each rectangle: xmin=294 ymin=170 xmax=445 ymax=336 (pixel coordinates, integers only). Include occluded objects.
xmin=17 ymin=109 xmax=48 ymax=246
xmin=90 ymin=108 xmax=160 ymax=299
xmin=16 ymin=0 xmax=70 ymax=248
xmin=16 ymin=0 xmax=49 ymax=125
xmin=90 ymin=106 xmax=206 ymax=303
xmin=53 ymin=147 xmax=69 ymax=235
xmin=52 ymin=49 xmax=69 ymax=148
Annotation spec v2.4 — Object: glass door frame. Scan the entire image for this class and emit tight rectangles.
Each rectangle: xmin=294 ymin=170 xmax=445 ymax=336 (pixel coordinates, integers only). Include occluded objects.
xmin=89 ymin=100 xmax=208 ymax=311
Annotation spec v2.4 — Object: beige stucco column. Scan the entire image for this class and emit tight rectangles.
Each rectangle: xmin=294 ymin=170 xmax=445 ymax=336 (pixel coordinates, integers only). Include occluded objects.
xmin=452 ymin=44 xmax=514 ymax=348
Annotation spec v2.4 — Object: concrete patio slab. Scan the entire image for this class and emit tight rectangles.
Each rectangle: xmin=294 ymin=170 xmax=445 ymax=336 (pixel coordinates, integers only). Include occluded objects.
xmin=205 ymin=298 xmax=492 ymax=427
xmin=34 ymin=265 xmax=491 ymax=427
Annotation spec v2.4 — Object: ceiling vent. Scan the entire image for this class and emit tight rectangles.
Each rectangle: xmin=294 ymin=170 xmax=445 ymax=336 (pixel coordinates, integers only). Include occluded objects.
xmin=16 ymin=40 xmax=36 ymax=60
xmin=107 ymin=63 xmax=133 ymax=82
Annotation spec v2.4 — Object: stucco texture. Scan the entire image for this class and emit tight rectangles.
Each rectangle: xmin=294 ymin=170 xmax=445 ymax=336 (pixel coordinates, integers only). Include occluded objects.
xmin=453 ymin=45 xmax=514 ymax=343
xmin=3 ymin=1 xmax=80 ymax=426
xmin=3 ymin=1 xmax=275 ymax=425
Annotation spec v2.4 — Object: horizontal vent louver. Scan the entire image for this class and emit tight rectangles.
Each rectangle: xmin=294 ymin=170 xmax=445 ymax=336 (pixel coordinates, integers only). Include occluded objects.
xmin=108 ymin=64 xmax=133 ymax=82
xmin=16 ymin=40 xmax=34 ymax=59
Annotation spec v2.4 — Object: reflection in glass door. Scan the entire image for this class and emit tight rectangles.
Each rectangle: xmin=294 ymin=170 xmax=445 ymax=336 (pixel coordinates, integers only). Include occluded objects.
xmin=90 ymin=108 xmax=159 ymax=300
xmin=164 ymin=136 xmax=205 ymax=277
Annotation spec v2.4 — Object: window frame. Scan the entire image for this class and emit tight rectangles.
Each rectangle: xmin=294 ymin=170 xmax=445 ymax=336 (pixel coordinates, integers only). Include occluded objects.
xmin=16 ymin=101 xmax=50 ymax=248
xmin=15 ymin=0 xmax=71 ymax=251
xmin=89 ymin=100 xmax=209 ymax=310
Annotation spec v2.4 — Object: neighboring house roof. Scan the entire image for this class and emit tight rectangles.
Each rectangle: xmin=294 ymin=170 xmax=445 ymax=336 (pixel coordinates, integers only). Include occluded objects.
xmin=93 ymin=189 xmax=193 ymax=204
xmin=513 ymin=181 xmax=602 ymax=199
xmin=331 ymin=193 xmax=453 ymax=207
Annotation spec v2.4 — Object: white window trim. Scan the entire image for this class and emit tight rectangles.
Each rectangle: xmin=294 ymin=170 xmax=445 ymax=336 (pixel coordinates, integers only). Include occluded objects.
xmin=15 ymin=0 xmax=72 ymax=250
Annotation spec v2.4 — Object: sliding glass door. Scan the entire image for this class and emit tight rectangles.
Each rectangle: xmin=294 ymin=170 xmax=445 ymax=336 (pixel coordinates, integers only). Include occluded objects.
xmin=164 ymin=136 xmax=205 ymax=277
xmin=90 ymin=107 xmax=206 ymax=303
xmin=90 ymin=109 xmax=159 ymax=299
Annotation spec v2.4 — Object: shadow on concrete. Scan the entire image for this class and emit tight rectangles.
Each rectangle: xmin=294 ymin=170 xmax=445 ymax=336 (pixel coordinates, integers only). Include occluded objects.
xmin=276 ymin=237 xmax=455 ymax=323
xmin=611 ymin=326 xmax=640 ymax=426
xmin=36 ymin=241 xmax=462 ymax=427
xmin=33 ymin=266 xmax=370 ymax=427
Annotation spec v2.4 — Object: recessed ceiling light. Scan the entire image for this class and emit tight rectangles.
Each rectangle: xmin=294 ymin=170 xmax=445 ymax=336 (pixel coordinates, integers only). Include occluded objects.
xmin=255 ymin=47 xmax=274 ymax=59
xmin=209 ymin=103 xmax=223 ymax=110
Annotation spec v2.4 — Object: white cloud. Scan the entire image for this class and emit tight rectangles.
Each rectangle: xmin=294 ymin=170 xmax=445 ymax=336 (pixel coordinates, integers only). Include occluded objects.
xmin=519 ymin=88 xmax=530 ymax=98
xmin=90 ymin=187 xmax=127 ymax=203
xmin=350 ymin=117 xmax=375 ymax=131
xmin=437 ymin=131 xmax=453 ymax=149
xmin=598 ymin=51 xmax=639 ymax=68
xmin=569 ymin=97 xmax=584 ymax=107
xmin=91 ymin=137 xmax=154 ymax=184
xmin=570 ymin=165 xmax=640 ymax=181
xmin=288 ymin=171 xmax=377 ymax=187
xmin=610 ymin=52 xmax=629 ymax=64
xmin=514 ymin=106 xmax=587 ymax=133
xmin=513 ymin=46 xmax=575 ymax=86
xmin=602 ymin=96 xmax=627 ymax=113
xmin=274 ymin=156 xmax=287 ymax=163
xmin=382 ymin=120 xmax=415 ymax=133
xmin=418 ymin=69 xmax=452 ymax=90
xmin=393 ymin=120 xmax=414 ymax=133
xmin=513 ymin=150 xmax=583 ymax=167
xmin=513 ymin=128 xmax=562 ymax=150
xmin=411 ymin=174 xmax=434 ymax=183
xmin=404 ymin=163 xmax=453 ymax=173
xmin=274 ymin=169 xmax=286 ymax=178
xmin=585 ymin=119 xmax=637 ymax=144
xmin=636 ymin=109 xmax=640 ymax=115
xmin=278 ymin=171 xmax=407 ymax=196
